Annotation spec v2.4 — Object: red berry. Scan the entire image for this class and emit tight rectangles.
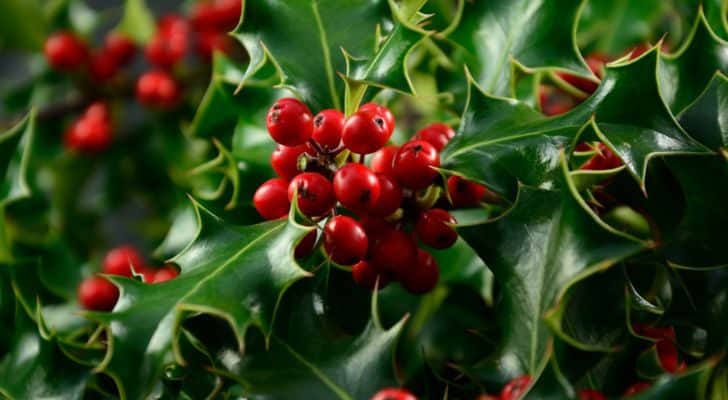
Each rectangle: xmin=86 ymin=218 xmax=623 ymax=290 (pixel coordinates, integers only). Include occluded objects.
xmin=214 ymin=0 xmax=243 ymax=31
xmin=359 ymin=216 xmax=394 ymax=242
xmin=500 ymin=375 xmax=531 ymax=400
xmin=632 ymin=323 xmax=676 ymax=341
xmin=294 ymin=230 xmax=318 ymax=258
xmin=104 ymin=32 xmax=136 ymax=65
xmin=84 ymin=101 xmax=110 ymax=121
xmin=359 ymin=103 xmax=395 ymax=133
xmin=368 ymin=174 xmax=402 ymax=217
xmin=158 ymin=14 xmax=188 ymax=36
xmin=629 ymin=44 xmax=650 ymax=60
xmin=577 ymin=389 xmax=606 ymax=400
xmin=352 ymin=261 xmax=390 ymax=290
xmin=102 ymin=246 xmax=145 ymax=277
xmin=44 ymin=31 xmax=88 ymax=71
xmin=447 ymin=176 xmax=487 ymax=208
xmin=370 ymin=229 xmax=417 ymax=280
xmin=145 ymin=15 xmax=188 ymax=68
xmin=152 ymin=265 xmax=179 ymax=283
xmin=342 ymin=110 xmax=392 ymax=154
xmin=416 ymin=209 xmax=457 ymax=249
xmin=539 ymin=85 xmax=575 ymax=116
xmin=370 ymin=388 xmax=416 ymax=400
xmin=401 ymin=249 xmax=439 ymax=294
xmin=623 ymin=382 xmax=651 ymax=396
xmin=196 ymin=31 xmax=233 ymax=59
xmin=556 ymin=53 xmax=609 ymax=94
xmin=333 ymin=163 xmax=381 ymax=212
xmin=271 ymin=144 xmax=308 ymax=181
xmin=136 ymin=70 xmax=181 ymax=108
xmin=371 ymin=145 xmax=399 ymax=177
xmin=287 ymin=172 xmax=336 ymax=217
xmin=89 ymin=50 xmax=119 ymax=82
xmin=414 ymin=123 xmax=455 ymax=151
xmin=64 ymin=114 xmax=113 ymax=153
xmin=323 ymin=216 xmax=368 ymax=265
xmin=657 ymin=338 xmax=686 ymax=373
xmin=312 ymin=109 xmax=345 ymax=150
xmin=393 ymin=140 xmax=440 ymax=190
xmin=78 ymin=276 xmax=119 ymax=311
xmin=266 ymin=98 xmax=314 ymax=146
xmin=580 ymin=143 xmax=622 ymax=170
xmin=253 ymin=178 xmax=290 ymax=220
xmin=136 ymin=265 xmax=157 ymax=283
xmin=190 ymin=2 xmax=218 ymax=31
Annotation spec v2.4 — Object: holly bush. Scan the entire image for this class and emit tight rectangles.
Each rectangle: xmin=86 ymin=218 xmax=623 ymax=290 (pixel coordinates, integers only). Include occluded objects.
xmin=1 ymin=0 xmax=727 ymax=399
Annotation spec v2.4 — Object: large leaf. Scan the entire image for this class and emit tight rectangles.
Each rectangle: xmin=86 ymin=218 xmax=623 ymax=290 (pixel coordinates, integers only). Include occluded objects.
xmin=446 ymin=0 xmax=590 ymax=96
xmin=676 ymin=72 xmax=728 ymax=151
xmin=91 ymin=201 xmax=312 ymax=400
xmin=0 ymin=111 xmax=35 ymax=208
xmin=457 ymin=156 xmax=644 ymax=379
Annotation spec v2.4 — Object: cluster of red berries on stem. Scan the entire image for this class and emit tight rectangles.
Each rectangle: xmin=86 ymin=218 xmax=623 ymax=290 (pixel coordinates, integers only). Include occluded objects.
xmin=45 ymin=30 xmax=136 ymax=83
xmin=77 ymin=246 xmax=179 ymax=311
xmin=64 ymin=101 xmax=113 ymax=153
xmin=253 ymin=98 xmax=490 ymax=295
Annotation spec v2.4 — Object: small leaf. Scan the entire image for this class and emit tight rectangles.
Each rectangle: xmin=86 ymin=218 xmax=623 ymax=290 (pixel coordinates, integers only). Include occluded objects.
xmin=0 ymin=111 xmax=35 ymax=207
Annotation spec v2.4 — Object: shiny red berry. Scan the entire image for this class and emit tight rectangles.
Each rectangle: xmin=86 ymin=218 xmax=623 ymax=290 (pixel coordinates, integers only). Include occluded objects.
xmin=342 ymin=110 xmax=392 ymax=154
xmin=44 ymin=31 xmax=88 ymax=71
xmin=371 ymin=145 xmax=399 ymax=177
xmin=368 ymin=174 xmax=402 ymax=217
xmin=64 ymin=114 xmax=113 ymax=153
xmin=352 ymin=261 xmax=390 ymax=290
xmin=190 ymin=2 xmax=218 ymax=31
xmin=271 ymin=144 xmax=308 ymax=181
xmin=401 ymin=249 xmax=440 ymax=294
xmin=104 ymin=32 xmax=136 ymax=64
xmin=253 ymin=178 xmax=290 ymax=220
xmin=196 ymin=31 xmax=233 ymax=59
xmin=370 ymin=229 xmax=417 ymax=280
xmin=370 ymin=388 xmax=416 ymax=400
xmin=657 ymin=338 xmax=686 ymax=373
xmin=556 ymin=53 xmax=609 ymax=94
xmin=89 ymin=50 xmax=119 ymax=82
xmin=359 ymin=103 xmax=395 ymax=133
xmin=323 ymin=216 xmax=368 ymax=265
xmin=288 ymin=172 xmax=336 ymax=217
xmin=214 ymin=0 xmax=243 ymax=31
xmin=266 ymin=98 xmax=314 ymax=146
xmin=136 ymin=70 xmax=181 ymax=108
xmin=577 ymin=389 xmax=606 ymax=400
xmin=333 ymin=163 xmax=381 ymax=212
xmin=414 ymin=122 xmax=455 ymax=151
xmin=500 ymin=375 xmax=531 ymax=400
xmin=294 ymin=230 xmax=318 ymax=258
xmin=102 ymin=246 xmax=145 ymax=277
xmin=580 ymin=143 xmax=622 ymax=170
xmin=623 ymin=382 xmax=651 ymax=396
xmin=393 ymin=140 xmax=440 ymax=190
xmin=84 ymin=101 xmax=110 ymax=121
xmin=145 ymin=34 xmax=186 ymax=68
xmin=539 ymin=85 xmax=575 ymax=116
xmin=78 ymin=276 xmax=119 ymax=311
xmin=152 ymin=265 xmax=179 ymax=283
xmin=416 ymin=209 xmax=457 ymax=249
xmin=312 ymin=109 xmax=345 ymax=150
xmin=447 ymin=176 xmax=487 ymax=208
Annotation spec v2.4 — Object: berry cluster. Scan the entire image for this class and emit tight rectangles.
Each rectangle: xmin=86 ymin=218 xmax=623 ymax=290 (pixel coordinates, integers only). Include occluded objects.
xmin=45 ymin=30 xmax=136 ymax=83
xmin=77 ymin=246 xmax=179 ymax=311
xmin=253 ymin=98 xmax=489 ymax=295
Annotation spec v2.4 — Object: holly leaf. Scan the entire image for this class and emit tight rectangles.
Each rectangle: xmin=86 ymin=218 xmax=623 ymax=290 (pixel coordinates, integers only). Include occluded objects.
xmin=457 ymin=156 xmax=644 ymax=378
xmin=0 ymin=0 xmax=45 ymax=51
xmin=0 ymin=111 xmax=35 ymax=208
xmin=91 ymin=200 xmax=312 ymax=400
xmin=116 ymin=0 xmax=155 ymax=44
xmin=445 ymin=0 xmax=590 ymax=97
xmin=676 ymin=72 xmax=728 ymax=151
xmin=659 ymin=11 xmax=728 ymax=114
xmin=705 ymin=0 xmax=728 ymax=40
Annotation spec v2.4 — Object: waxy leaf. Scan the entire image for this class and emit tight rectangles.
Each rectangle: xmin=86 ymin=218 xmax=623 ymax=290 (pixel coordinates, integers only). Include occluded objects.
xmin=0 ymin=111 xmax=35 ymax=207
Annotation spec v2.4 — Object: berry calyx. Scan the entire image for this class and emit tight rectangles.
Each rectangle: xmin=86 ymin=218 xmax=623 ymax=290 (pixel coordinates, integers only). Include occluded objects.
xmin=78 ymin=276 xmax=119 ymax=311
xmin=359 ymin=103 xmax=395 ymax=134
xmin=104 ymin=32 xmax=136 ymax=65
xmin=44 ymin=31 xmax=88 ymax=71
xmin=393 ymin=140 xmax=440 ymax=190
xmin=323 ymin=216 xmax=368 ymax=265
xmin=447 ymin=176 xmax=487 ymax=208
xmin=288 ymin=172 xmax=336 ymax=217
xmin=253 ymin=178 xmax=291 ymax=220
xmin=342 ymin=109 xmax=392 ymax=154
xmin=416 ymin=209 xmax=457 ymax=249
xmin=271 ymin=144 xmax=309 ymax=181
xmin=371 ymin=145 xmax=399 ymax=177
xmin=102 ymin=246 xmax=145 ymax=277
xmin=136 ymin=70 xmax=181 ymax=108
xmin=312 ymin=109 xmax=345 ymax=150
xmin=294 ymin=230 xmax=318 ymax=258
xmin=401 ymin=249 xmax=439 ymax=294
xmin=500 ymin=375 xmax=531 ymax=400
xmin=152 ymin=265 xmax=179 ymax=283
xmin=414 ymin=123 xmax=455 ymax=151
xmin=266 ymin=98 xmax=314 ymax=146
xmin=577 ymin=389 xmax=607 ymax=400
xmin=333 ymin=163 xmax=381 ymax=212
xmin=370 ymin=229 xmax=418 ymax=280
xmin=368 ymin=174 xmax=402 ymax=217
xmin=352 ymin=261 xmax=390 ymax=290
xmin=370 ymin=388 xmax=416 ymax=400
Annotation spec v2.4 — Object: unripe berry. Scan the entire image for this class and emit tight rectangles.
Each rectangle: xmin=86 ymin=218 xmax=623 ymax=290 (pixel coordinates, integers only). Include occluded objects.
xmin=401 ymin=249 xmax=439 ymax=294
xmin=312 ymin=109 xmax=345 ymax=150
xmin=294 ymin=230 xmax=318 ymax=258
xmin=416 ymin=209 xmax=457 ymax=249
xmin=577 ymin=389 xmax=606 ymax=400
xmin=253 ymin=178 xmax=290 ymax=220
xmin=152 ymin=265 xmax=179 ymax=283
xmin=352 ymin=261 xmax=390 ymax=290
xmin=342 ymin=110 xmax=392 ymax=154
xmin=500 ymin=375 xmax=531 ymax=400
xmin=333 ymin=163 xmax=381 ymax=212
xmin=288 ymin=172 xmax=336 ymax=217
xmin=370 ymin=145 xmax=399 ymax=177
xmin=78 ymin=276 xmax=119 ymax=311
xmin=136 ymin=70 xmax=181 ymax=108
xmin=447 ymin=176 xmax=487 ymax=208
xmin=102 ymin=246 xmax=145 ymax=277
xmin=368 ymin=174 xmax=402 ymax=217
xmin=359 ymin=103 xmax=395 ymax=133
xmin=414 ymin=123 xmax=455 ymax=151
xmin=271 ymin=144 xmax=309 ymax=181
xmin=44 ymin=31 xmax=88 ymax=71
xmin=104 ymin=32 xmax=136 ymax=65
xmin=370 ymin=388 xmax=416 ymax=400
xmin=266 ymin=98 xmax=314 ymax=146
xmin=323 ymin=216 xmax=368 ymax=265
xmin=393 ymin=140 xmax=440 ymax=190
xmin=370 ymin=229 xmax=417 ymax=280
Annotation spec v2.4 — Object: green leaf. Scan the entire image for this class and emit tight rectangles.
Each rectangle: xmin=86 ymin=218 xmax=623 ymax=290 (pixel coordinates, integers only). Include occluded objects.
xmin=0 ymin=111 xmax=35 ymax=208
xmin=629 ymin=361 xmax=715 ymax=399
xmin=446 ymin=0 xmax=590 ymax=96
xmin=457 ymin=156 xmax=644 ymax=377
xmin=116 ymin=0 xmax=156 ymax=44
xmin=0 ymin=0 xmax=45 ymax=51
xmin=676 ymin=72 xmax=728 ymax=151
xmin=704 ymin=0 xmax=728 ymax=40
xmin=92 ymin=200 xmax=312 ymax=400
